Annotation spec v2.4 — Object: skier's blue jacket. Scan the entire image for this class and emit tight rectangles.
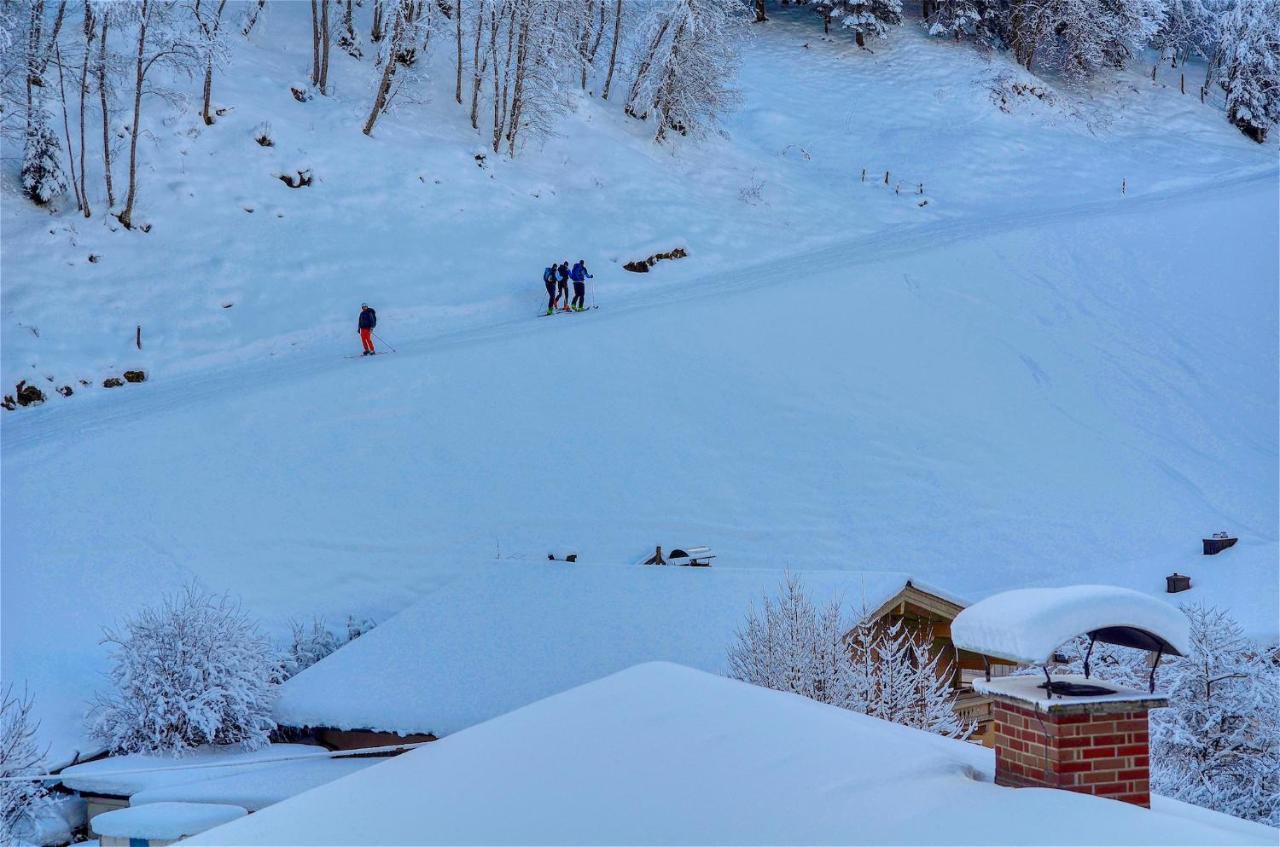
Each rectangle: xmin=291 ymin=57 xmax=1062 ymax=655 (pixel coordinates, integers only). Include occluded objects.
xmin=359 ymin=308 xmax=377 ymax=330
xmin=570 ymin=262 xmax=593 ymax=282
xmin=543 ymin=267 xmax=556 ymax=285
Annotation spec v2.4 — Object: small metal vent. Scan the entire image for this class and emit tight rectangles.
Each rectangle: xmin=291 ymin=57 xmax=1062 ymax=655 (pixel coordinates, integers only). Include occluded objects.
xmin=1038 ymin=680 xmax=1115 ymax=697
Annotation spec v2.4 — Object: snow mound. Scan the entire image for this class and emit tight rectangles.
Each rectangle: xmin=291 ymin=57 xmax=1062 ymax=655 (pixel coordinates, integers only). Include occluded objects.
xmin=91 ymin=802 xmax=245 ymax=840
xmin=274 ymin=563 xmax=923 ymax=737
xmin=951 ymin=585 xmax=1191 ymax=666
xmin=191 ymin=662 xmax=1277 ymax=846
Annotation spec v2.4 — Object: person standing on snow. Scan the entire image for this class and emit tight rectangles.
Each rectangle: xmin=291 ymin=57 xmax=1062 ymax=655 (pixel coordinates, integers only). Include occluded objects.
xmin=556 ymin=261 xmax=571 ymax=312
xmin=543 ymin=264 xmax=558 ymax=315
xmin=358 ymin=303 xmax=377 ymax=355
xmin=570 ymin=259 xmax=593 ymax=311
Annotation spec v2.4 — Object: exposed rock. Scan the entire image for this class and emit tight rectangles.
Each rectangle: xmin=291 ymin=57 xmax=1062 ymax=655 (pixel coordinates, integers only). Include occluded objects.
xmin=103 ymin=377 xmax=124 ymax=388
xmin=278 ymin=169 xmax=313 ymax=188
xmin=15 ymin=380 xmax=45 ymax=407
xmin=624 ymin=246 xmax=688 ymax=273
xmin=623 ymin=260 xmax=649 ymax=273
xmin=123 ymin=370 xmax=147 ymax=383
xmin=1 ymin=396 xmax=15 ymax=411
xmin=56 ymin=385 xmax=73 ymax=397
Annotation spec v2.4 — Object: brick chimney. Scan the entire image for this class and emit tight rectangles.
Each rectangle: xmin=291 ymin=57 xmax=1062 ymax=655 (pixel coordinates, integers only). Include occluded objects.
xmin=976 ymin=675 xmax=1167 ymax=808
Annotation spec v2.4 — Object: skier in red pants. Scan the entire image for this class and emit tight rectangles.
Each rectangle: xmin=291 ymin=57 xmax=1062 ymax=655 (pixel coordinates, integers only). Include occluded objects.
xmin=358 ymin=304 xmax=377 ymax=355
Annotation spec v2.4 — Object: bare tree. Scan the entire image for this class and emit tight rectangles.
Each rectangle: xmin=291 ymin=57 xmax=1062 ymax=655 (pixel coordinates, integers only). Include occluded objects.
xmin=454 ymin=0 xmax=464 ymax=103
xmin=53 ymin=43 xmax=85 ymax=214
xmin=362 ymin=0 xmax=419 ymax=135
xmin=241 ymin=0 xmax=267 ymax=37
xmin=0 ymin=686 xmax=51 ymax=846
xmin=338 ymin=0 xmax=361 ymax=56
xmin=371 ymin=0 xmax=385 ymax=41
xmin=601 ymin=0 xmax=621 ymax=99
xmin=118 ymin=0 xmax=198 ymax=230
xmin=319 ymin=0 xmax=331 ymax=92
xmin=94 ymin=0 xmax=115 ymax=208
xmin=192 ymin=0 xmax=229 ymax=124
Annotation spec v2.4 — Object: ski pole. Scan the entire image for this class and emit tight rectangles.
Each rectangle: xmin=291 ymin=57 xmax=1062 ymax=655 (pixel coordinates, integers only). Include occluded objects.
xmin=372 ymin=331 xmax=397 ymax=353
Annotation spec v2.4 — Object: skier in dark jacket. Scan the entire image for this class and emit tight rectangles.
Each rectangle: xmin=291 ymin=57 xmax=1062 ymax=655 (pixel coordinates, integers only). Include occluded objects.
xmin=543 ymin=264 xmax=558 ymax=315
xmin=358 ymin=304 xmax=377 ymax=355
xmin=556 ymin=262 xmax=571 ymax=312
xmin=569 ymin=260 xmax=593 ymax=311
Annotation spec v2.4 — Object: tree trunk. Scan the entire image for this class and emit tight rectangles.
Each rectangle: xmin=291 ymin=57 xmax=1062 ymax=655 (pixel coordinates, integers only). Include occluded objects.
xmin=754 ymin=0 xmax=767 ymax=22
xmin=454 ymin=0 xmax=463 ymax=103
xmin=362 ymin=4 xmax=404 ymax=135
xmin=310 ymin=0 xmax=321 ymax=85
xmin=319 ymin=0 xmax=331 ymax=93
xmin=588 ymin=0 xmax=607 ymax=63
xmin=198 ymin=0 xmax=228 ymax=123
xmin=242 ymin=0 xmax=266 ymax=37
xmin=371 ymin=0 xmax=385 ymax=41
xmin=98 ymin=6 xmax=114 ymax=209
xmin=601 ymin=0 xmax=621 ymax=100
xmin=493 ymin=3 xmax=515 ymax=153
xmin=119 ymin=0 xmax=148 ymax=230
xmin=469 ymin=0 xmax=487 ymax=128
xmin=507 ymin=12 xmax=530 ymax=155
xmin=78 ymin=3 xmax=93 ymax=216
xmin=625 ymin=17 xmax=669 ymax=115
xmin=579 ymin=0 xmax=593 ymax=89
xmin=55 ymin=45 xmax=84 ymax=213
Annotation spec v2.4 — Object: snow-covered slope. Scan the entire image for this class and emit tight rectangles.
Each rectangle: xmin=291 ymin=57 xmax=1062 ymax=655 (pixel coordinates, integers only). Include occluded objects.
xmin=1 ymin=5 xmax=1275 ymax=767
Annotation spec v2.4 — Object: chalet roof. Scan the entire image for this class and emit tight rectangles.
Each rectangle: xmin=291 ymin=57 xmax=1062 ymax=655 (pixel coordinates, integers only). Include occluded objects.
xmin=196 ymin=663 xmax=1276 ymax=847
xmin=274 ymin=562 xmax=956 ymax=738
xmin=951 ymin=585 xmax=1191 ymax=666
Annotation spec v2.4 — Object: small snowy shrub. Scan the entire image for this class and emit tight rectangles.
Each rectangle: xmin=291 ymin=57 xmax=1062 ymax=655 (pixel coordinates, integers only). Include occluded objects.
xmin=0 ymin=686 xmax=51 ymax=845
xmin=346 ymin=614 xmax=377 ymax=641
xmin=728 ymin=575 xmax=971 ymax=739
xmin=281 ymin=618 xmax=341 ymax=678
xmin=89 ymin=585 xmax=279 ymax=755
xmin=253 ymin=121 xmax=274 ymax=147
xmin=20 ymin=115 xmax=68 ymax=206
xmin=1151 ymin=605 xmax=1280 ymax=826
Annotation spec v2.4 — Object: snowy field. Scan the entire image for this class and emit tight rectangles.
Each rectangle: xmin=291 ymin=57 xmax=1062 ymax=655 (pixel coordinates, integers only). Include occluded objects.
xmin=2 ymin=4 xmax=1277 ymax=766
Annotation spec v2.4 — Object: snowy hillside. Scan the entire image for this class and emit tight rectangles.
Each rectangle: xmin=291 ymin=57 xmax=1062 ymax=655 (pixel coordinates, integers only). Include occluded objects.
xmin=2 ymin=1 xmax=1277 ymax=776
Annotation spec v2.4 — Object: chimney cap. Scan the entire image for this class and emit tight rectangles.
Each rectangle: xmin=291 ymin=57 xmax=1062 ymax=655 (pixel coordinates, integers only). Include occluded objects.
xmin=952 ymin=585 xmax=1189 ymax=666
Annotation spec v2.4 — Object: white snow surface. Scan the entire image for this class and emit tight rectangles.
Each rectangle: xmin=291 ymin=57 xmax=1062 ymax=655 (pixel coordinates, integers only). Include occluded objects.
xmin=951 ymin=585 xmax=1192 ymax=665
xmin=90 ymin=801 xmax=245 ymax=840
xmin=974 ymin=673 xmax=1166 ymax=710
xmin=60 ymin=744 xmax=322 ymax=798
xmin=274 ymin=563 xmax=921 ymax=736
xmin=193 ymin=662 xmax=1278 ymax=846
xmin=127 ymin=757 xmax=374 ymax=812
xmin=1 ymin=5 xmax=1276 ymax=767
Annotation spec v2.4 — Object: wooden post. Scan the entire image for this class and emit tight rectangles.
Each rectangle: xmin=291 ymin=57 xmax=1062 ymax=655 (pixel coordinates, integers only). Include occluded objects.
xmin=135 ymin=325 xmax=141 ymax=350
xmin=883 ymin=170 xmax=890 ymax=185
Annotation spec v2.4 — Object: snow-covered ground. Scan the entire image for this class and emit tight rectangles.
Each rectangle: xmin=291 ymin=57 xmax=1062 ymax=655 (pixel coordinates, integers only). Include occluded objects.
xmin=2 ymin=4 xmax=1276 ymax=768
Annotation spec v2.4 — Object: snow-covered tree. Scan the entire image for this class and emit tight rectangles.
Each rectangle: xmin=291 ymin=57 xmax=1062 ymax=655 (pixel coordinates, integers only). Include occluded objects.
xmin=863 ymin=620 xmax=974 ymax=739
xmin=1218 ymin=0 xmax=1280 ymax=142
xmin=20 ymin=111 xmax=68 ymax=205
xmin=729 ymin=577 xmax=970 ymax=739
xmin=925 ymin=0 xmax=1002 ymax=45
xmin=1017 ymin=632 xmax=1152 ymax=690
xmin=624 ymin=0 xmax=749 ymax=141
xmin=1153 ymin=0 xmax=1215 ymax=69
xmin=1150 ymin=605 xmax=1280 ymax=826
xmin=191 ymin=0 xmax=233 ymax=124
xmin=814 ymin=0 xmax=903 ymax=46
xmin=0 ymin=686 xmax=51 ymax=846
xmin=89 ymin=584 xmax=280 ymax=755
xmin=727 ymin=574 xmax=856 ymax=707
xmin=1009 ymin=0 xmax=1164 ymax=78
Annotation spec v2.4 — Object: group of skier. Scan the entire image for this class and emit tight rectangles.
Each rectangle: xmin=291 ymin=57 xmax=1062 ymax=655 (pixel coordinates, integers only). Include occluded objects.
xmin=543 ymin=259 xmax=593 ymax=315
xmin=355 ymin=258 xmax=596 ymax=356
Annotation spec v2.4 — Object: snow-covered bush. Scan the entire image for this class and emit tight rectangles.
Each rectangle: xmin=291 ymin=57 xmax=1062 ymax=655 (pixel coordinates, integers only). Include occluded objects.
xmin=1219 ymin=0 xmax=1280 ymax=143
xmin=1009 ymin=0 xmax=1165 ymax=78
xmin=346 ymin=614 xmax=377 ymax=641
xmin=926 ymin=0 xmax=1002 ymax=45
xmin=1151 ymin=604 xmax=1280 ymax=826
xmin=624 ymin=0 xmax=750 ymax=141
xmin=0 ymin=686 xmax=51 ymax=845
xmin=89 ymin=585 xmax=279 ymax=755
xmin=728 ymin=576 xmax=971 ymax=739
xmin=20 ymin=113 xmax=68 ymax=206
xmin=280 ymin=618 xmax=342 ymax=679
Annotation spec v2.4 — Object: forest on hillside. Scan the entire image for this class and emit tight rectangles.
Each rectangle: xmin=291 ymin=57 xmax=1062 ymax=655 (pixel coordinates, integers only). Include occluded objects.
xmin=3 ymin=0 xmax=1277 ymax=232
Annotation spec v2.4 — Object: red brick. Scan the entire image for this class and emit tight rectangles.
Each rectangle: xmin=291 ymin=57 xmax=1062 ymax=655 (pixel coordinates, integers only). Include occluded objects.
xmin=1118 ymin=794 xmax=1150 ymax=807
xmin=1080 ymin=770 xmax=1118 ymax=785
xmin=1132 ymin=755 xmax=1149 ymax=768
xmin=1088 ymin=734 xmax=1126 ymax=746
xmin=1091 ymin=782 xmax=1128 ymax=796
xmin=1115 ymin=719 xmax=1149 ymax=732
xmin=1118 ymin=769 xmax=1148 ymax=781
xmin=1082 ymin=747 xmax=1117 ymax=759
xmin=1116 ymin=744 xmax=1148 ymax=757
xmin=1128 ymin=731 xmax=1148 ymax=744
xmin=1057 ymin=735 xmax=1092 ymax=749
xmin=1058 ymin=761 xmax=1092 ymax=774
xmin=1055 ymin=713 xmax=1092 ymax=725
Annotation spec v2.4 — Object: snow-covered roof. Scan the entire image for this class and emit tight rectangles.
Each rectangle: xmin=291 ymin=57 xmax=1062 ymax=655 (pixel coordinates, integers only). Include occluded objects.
xmin=129 ymin=756 xmax=375 ymax=811
xmin=950 ymin=585 xmax=1191 ymax=666
xmin=192 ymin=663 xmax=1276 ymax=847
xmin=91 ymin=801 xmax=245 ymax=840
xmin=60 ymin=744 xmax=336 ymax=801
xmin=274 ymin=562 xmax=934 ymax=737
